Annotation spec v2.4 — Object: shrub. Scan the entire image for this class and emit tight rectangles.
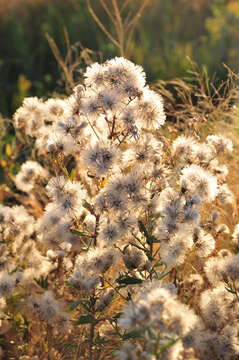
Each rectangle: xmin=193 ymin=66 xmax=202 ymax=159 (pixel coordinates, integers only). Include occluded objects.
xmin=0 ymin=57 xmax=238 ymax=359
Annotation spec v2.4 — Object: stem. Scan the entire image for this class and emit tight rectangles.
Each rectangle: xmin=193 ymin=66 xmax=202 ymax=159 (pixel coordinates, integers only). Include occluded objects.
xmin=117 ymin=129 xmax=130 ymax=145
xmin=232 ymin=280 xmax=239 ymax=302
xmin=86 ymin=115 xmax=100 ymax=141
xmin=101 ymin=274 xmax=128 ymax=301
xmin=149 ymin=241 xmax=153 ymax=258
xmin=86 ymin=0 xmax=120 ymax=50
xmin=111 ymin=0 xmax=125 ymax=56
xmin=89 ymin=320 xmax=95 ymax=360
xmin=93 ymin=214 xmax=100 ymax=246
xmin=109 ymin=115 xmax=116 ymax=139
xmin=74 ymin=343 xmax=81 ymax=360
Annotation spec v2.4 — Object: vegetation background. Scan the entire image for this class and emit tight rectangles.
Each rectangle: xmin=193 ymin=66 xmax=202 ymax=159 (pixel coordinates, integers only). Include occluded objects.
xmin=1 ymin=0 xmax=239 ymax=117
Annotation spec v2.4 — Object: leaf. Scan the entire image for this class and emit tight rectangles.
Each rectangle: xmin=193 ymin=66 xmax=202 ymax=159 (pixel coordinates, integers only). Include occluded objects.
xmin=10 ymin=163 xmax=20 ymax=175
xmin=0 ymin=165 xmax=4 ymax=184
xmin=153 ymin=262 xmax=163 ymax=267
xmin=69 ymin=300 xmax=81 ymax=312
xmin=138 ymin=220 xmax=148 ymax=238
xmin=126 ymin=291 xmax=132 ymax=301
xmin=34 ymin=275 xmax=48 ymax=289
xmin=158 ymin=337 xmax=181 ymax=353
xmin=95 ymin=333 xmax=109 ymax=344
xmin=122 ymin=330 xmax=142 ymax=340
xmin=146 ymin=326 xmax=157 ymax=340
xmin=78 ymin=301 xmax=91 ymax=312
xmin=69 ymin=168 xmax=75 ymax=181
xmin=113 ymin=312 xmax=123 ymax=320
xmin=77 ymin=315 xmax=94 ymax=325
xmin=2 ymin=135 xmax=14 ymax=145
xmin=138 ymin=220 xmax=153 ymax=245
xmin=83 ymin=201 xmax=94 ymax=213
xmin=225 ymin=286 xmax=237 ymax=295
xmin=116 ymin=276 xmax=143 ymax=285
xmin=159 ymin=270 xmax=171 ymax=280
xmin=151 ymin=193 xmax=155 ymax=199
xmin=71 ymin=229 xmax=89 ymax=237
xmin=7 ymin=293 xmax=20 ymax=307
xmin=150 ymin=235 xmax=158 ymax=243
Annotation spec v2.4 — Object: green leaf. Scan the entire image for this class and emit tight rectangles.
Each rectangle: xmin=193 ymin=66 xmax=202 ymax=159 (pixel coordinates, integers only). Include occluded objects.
xmin=34 ymin=275 xmax=48 ymax=289
xmin=95 ymin=333 xmax=109 ymax=344
xmin=69 ymin=168 xmax=75 ymax=181
xmin=7 ymin=293 xmax=20 ymax=307
xmin=77 ymin=315 xmax=94 ymax=325
xmin=154 ymin=261 xmax=167 ymax=268
xmin=150 ymin=235 xmax=158 ymax=243
xmin=2 ymin=135 xmax=14 ymax=144
xmin=78 ymin=301 xmax=91 ymax=312
xmin=0 ymin=165 xmax=4 ymax=184
xmin=116 ymin=276 xmax=143 ymax=285
xmin=83 ymin=201 xmax=94 ymax=213
xmin=225 ymin=286 xmax=237 ymax=295
xmin=71 ymin=229 xmax=89 ymax=237
xmin=126 ymin=291 xmax=132 ymax=301
xmin=122 ymin=330 xmax=142 ymax=340
xmin=138 ymin=220 xmax=153 ymax=245
xmin=11 ymin=163 xmax=20 ymax=175
xmin=138 ymin=220 xmax=148 ymax=238
xmin=69 ymin=300 xmax=81 ymax=312
xmin=158 ymin=337 xmax=181 ymax=353
xmin=146 ymin=326 xmax=157 ymax=340
xmin=113 ymin=312 xmax=123 ymax=320
xmin=159 ymin=270 xmax=171 ymax=280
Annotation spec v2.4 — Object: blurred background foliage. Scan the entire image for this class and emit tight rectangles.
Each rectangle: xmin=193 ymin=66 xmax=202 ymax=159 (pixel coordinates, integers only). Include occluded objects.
xmin=1 ymin=0 xmax=239 ymax=117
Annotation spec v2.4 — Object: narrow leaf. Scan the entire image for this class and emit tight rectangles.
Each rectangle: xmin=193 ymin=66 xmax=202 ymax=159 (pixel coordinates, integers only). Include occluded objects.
xmin=117 ymin=276 xmax=143 ymax=285
xmin=71 ymin=229 xmax=89 ymax=237
xmin=122 ymin=330 xmax=142 ymax=340
xmin=77 ymin=315 xmax=94 ymax=324
xmin=69 ymin=300 xmax=81 ymax=312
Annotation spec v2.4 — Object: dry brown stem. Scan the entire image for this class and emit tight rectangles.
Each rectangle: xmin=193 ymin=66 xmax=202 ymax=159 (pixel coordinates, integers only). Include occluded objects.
xmin=46 ymin=29 xmax=101 ymax=94
xmin=86 ymin=0 xmax=152 ymax=58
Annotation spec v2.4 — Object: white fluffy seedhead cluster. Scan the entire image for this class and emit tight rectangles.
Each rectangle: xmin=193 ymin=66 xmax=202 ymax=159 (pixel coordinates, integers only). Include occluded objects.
xmin=14 ymin=57 xmax=165 ymax=159
xmin=29 ymin=290 xmax=71 ymax=333
xmin=119 ymin=280 xmax=201 ymax=360
xmin=0 ymin=204 xmax=57 ymax=287
xmin=69 ymin=246 xmax=116 ymax=290
xmin=15 ymin=160 xmax=49 ymax=193
xmin=0 ymin=57 xmax=237 ymax=359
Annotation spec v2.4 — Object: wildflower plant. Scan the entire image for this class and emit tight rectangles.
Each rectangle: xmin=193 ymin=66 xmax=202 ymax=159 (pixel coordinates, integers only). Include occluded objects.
xmin=0 ymin=57 xmax=238 ymax=359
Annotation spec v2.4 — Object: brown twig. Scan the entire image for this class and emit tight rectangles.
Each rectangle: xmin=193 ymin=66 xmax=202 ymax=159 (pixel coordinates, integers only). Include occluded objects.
xmin=86 ymin=0 xmax=121 ymax=51
xmin=87 ymin=0 xmax=151 ymax=58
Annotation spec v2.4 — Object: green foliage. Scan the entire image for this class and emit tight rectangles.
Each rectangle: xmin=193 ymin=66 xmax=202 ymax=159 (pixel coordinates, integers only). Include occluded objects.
xmin=1 ymin=0 xmax=239 ymax=117
xmin=34 ymin=275 xmax=49 ymax=289
xmin=77 ymin=314 xmax=94 ymax=325
xmin=0 ymin=0 xmax=99 ymax=116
